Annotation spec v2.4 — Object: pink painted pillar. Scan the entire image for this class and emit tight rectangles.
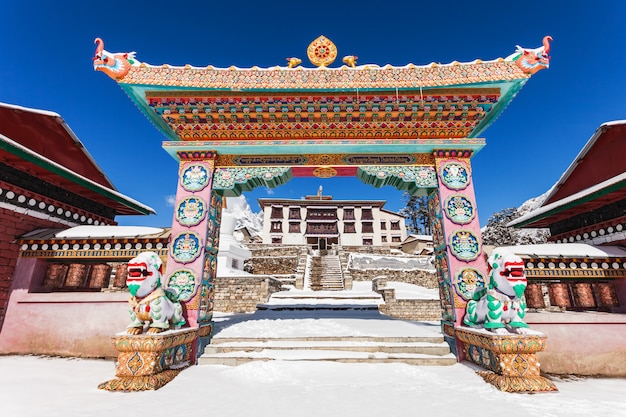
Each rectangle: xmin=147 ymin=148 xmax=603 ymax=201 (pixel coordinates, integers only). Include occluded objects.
xmin=163 ymin=152 xmax=222 ymax=360
xmin=432 ymin=150 xmax=487 ymax=358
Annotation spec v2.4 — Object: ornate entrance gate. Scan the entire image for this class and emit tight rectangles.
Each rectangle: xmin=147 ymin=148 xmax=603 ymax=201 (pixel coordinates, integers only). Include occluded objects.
xmin=94 ymin=35 xmax=551 ymax=358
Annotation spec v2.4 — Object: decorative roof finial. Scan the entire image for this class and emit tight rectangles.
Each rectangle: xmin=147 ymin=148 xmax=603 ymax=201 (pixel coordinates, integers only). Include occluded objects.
xmin=307 ymin=35 xmax=337 ymax=67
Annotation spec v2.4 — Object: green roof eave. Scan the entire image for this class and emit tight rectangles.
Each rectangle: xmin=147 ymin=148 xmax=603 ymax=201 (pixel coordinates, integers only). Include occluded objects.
xmin=0 ymin=133 xmax=155 ymax=216
xmin=510 ymin=176 xmax=626 ymax=228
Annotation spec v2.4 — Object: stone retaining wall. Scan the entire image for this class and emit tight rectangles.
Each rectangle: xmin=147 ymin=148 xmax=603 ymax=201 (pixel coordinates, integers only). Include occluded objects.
xmin=350 ymin=268 xmax=437 ymax=288
xmin=214 ymin=275 xmax=283 ymax=313
xmin=244 ymin=257 xmax=299 ymax=275
xmin=378 ymin=299 xmax=442 ymax=321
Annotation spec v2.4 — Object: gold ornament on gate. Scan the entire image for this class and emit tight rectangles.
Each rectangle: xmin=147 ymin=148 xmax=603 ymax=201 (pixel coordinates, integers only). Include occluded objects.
xmin=307 ymin=36 xmax=338 ymax=67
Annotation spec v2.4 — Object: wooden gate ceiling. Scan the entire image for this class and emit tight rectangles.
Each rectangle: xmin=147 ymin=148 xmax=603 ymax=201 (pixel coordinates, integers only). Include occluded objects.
xmin=94 ymin=36 xmax=551 ymax=170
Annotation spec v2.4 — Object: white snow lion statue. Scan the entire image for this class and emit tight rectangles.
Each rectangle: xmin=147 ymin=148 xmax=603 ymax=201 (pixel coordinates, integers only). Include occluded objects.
xmin=463 ymin=248 xmax=529 ymax=334
xmin=125 ymin=252 xmax=185 ymax=335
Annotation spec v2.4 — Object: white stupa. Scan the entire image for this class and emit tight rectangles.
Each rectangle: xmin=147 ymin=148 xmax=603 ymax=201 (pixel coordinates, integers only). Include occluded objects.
xmin=217 ymin=199 xmax=251 ymax=276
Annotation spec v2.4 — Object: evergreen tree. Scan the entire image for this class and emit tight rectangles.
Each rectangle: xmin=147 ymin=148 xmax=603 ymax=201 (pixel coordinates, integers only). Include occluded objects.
xmin=399 ymin=193 xmax=431 ymax=235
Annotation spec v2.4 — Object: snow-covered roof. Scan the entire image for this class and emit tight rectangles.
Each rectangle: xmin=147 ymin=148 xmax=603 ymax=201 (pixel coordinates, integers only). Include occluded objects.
xmin=499 ymin=243 xmax=626 ymax=258
xmin=55 ymin=226 xmax=165 ymax=239
xmin=508 ymin=172 xmax=626 ymax=227
xmin=541 ymin=120 xmax=626 ymax=206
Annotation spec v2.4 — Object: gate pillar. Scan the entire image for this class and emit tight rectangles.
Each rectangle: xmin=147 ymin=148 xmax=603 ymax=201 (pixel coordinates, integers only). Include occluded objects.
xmin=430 ymin=150 xmax=487 ymax=358
xmin=163 ymin=151 xmax=222 ymax=361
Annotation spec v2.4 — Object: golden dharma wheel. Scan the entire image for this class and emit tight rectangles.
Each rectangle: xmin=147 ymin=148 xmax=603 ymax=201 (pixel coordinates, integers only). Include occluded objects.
xmin=307 ymin=35 xmax=338 ymax=67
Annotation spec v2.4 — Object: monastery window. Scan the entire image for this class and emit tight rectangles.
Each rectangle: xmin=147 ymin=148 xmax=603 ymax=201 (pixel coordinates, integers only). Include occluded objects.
xmin=344 ymin=222 xmax=356 ymax=233
xmin=381 ymin=221 xmax=387 ymax=230
xmin=361 ymin=208 xmax=373 ymax=220
xmin=381 ymin=235 xmax=388 ymax=243
xmin=231 ymin=259 xmax=239 ymax=269
xmin=271 ymin=206 xmax=284 ymax=219
xmin=271 ymin=236 xmax=282 ymax=244
xmin=306 ymin=210 xmax=337 ymax=220
xmin=289 ymin=207 xmax=301 ymax=220
xmin=271 ymin=221 xmax=282 ymax=232
xmin=289 ymin=222 xmax=301 ymax=233
xmin=392 ymin=236 xmax=402 ymax=243
xmin=343 ymin=208 xmax=355 ymax=220
xmin=390 ymin=221 xmax=400 ymax=230
xmin=363 ymin=238 xmax=373 ymax=246
xmin=362 ymin=222 xmax=374 ymax=234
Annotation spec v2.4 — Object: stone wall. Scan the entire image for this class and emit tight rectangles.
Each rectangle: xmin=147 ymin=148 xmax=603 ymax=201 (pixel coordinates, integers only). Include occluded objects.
xmin=379 ymin=299 xmax=442 ymax=321
xmin=371 ymin=276 xmax=442 ymax=321
xmin=214 ymin=275 xmax=283 ymax=313
xmin=350 ymin=268 xmax=437 ymax=288
xmin=244 ymin=257 xmax=299 ymax=275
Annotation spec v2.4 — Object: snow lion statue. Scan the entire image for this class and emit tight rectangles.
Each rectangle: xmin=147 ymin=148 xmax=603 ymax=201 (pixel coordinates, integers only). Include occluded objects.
xmin=463 ymin=248 xmax=530 ymax=334
xmin=125 ymin=252 xmax=185 ymax=335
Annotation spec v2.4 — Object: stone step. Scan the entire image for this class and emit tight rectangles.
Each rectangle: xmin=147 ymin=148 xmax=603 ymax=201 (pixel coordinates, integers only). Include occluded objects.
xmin=199 ymin=350 xmax=456 ymax=366
xmin=210 ymin=335 xmax=445 ymax=344
xmin=257 ymin=304 xmax=379 ymax=311
xmin=204 ymin=340 xmax=451 ymax=355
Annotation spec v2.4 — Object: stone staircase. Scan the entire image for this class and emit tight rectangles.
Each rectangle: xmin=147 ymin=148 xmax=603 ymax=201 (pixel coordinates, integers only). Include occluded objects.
xmin=199 ymin=335 xmax=455 ymax=366
xmin=199 ymin=286 xmax=455 ymax=367
xmin=309 ymin=254 xmax=344 ymax=291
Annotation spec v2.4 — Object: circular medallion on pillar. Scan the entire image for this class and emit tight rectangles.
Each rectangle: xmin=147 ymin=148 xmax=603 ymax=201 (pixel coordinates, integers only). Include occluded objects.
xmin=449 ymin=229 xmax=481 ymax=261
xmin=440 ymin=161 xmax=470 ymax=190
xmin=444 ymin=195 xmax=475 ymax=224
xmin=175 ymin=196 xmax=207 ymax=226
xmin=171 ymin=231 xmax=202 ymax=263
xmin=455 ymin=268 xmax=485 ymax=300
xmin=181 ymin=163 xmax=210 ymax=192
xmin=166 ymin=269 xmax=197 ymax=301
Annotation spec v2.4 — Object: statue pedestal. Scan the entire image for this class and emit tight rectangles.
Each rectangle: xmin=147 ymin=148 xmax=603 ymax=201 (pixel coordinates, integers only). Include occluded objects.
xmin=455 ymin=327 xmax=558 ymax=393
xmin=98 ymin=328 xmax=197 ymax=391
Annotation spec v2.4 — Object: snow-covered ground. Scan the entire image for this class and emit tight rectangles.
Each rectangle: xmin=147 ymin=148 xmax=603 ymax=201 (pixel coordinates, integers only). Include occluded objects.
xmin=2 ymin=355 xmax=626 ymax=417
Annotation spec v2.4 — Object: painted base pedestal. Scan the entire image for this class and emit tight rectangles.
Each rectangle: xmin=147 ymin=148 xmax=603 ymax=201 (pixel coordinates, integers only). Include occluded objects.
xmin=98 ymin=328 xmax=197 ymax=391
xmin=455 ymin=327 xmax=558 ymax=393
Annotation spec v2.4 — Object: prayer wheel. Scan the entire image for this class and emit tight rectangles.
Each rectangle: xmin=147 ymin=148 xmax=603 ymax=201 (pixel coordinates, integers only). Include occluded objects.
xmin=548 ymin=282 xmax=571 ymax=308
xmin=88 ymin=263 xmax=112 ymax=289
xmin=42 ymin=263 xmax=68 ymax=288
xmin=64 ymin=263 xmax=89 ymax=287
xmin=572 ymin=283 xmax=596 ymax=308
xmin=113 ymin=263 xmax=128 ymax=288
xmin=524 ymin=283 xmax=545 ymax=309
xmin=594 ymin=282 xmax=619 ymax=308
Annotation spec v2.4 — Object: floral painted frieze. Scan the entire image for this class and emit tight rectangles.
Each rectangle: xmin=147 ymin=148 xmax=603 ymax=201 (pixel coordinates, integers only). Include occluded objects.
xmin=212 ymin=167 xmax=292 ymax=196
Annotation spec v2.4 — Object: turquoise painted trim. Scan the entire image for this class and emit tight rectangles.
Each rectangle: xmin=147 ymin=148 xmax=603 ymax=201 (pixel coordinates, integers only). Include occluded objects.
xmin=469 ymin=78 xmax=528 ymax=138
xmin=162 ymin=140 xmax=486 ymax=161
xmin=120 ymin=84 xmax=180 ymax=141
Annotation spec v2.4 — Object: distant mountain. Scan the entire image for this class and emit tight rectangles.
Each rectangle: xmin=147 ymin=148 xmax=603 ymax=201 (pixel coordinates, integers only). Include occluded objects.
xmin=225 ymin=196 xmax=263 ymax=237
xmin=481 ymin=192 xmax=550 ymax=246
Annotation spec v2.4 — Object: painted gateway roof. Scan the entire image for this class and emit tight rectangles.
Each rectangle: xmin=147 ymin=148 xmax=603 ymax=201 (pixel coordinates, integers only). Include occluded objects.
xmin=93 ymin=36 xmax=552 ymax=159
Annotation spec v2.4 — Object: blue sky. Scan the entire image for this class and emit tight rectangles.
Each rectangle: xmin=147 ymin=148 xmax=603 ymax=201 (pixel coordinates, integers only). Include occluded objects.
xmin=1 ymin=1 xmax=625 ymax=228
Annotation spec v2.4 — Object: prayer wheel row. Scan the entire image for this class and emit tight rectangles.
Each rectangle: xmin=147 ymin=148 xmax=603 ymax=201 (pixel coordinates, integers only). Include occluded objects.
xmin=42 ymin=262 xmax=128 ymax=289
xmin=525 ymin=281 xmax=619 ymax=309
